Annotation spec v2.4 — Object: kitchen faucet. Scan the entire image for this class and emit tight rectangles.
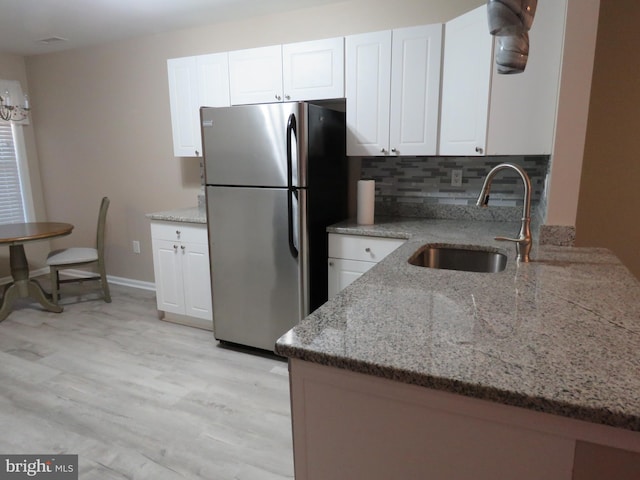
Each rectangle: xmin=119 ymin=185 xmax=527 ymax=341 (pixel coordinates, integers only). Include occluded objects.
xmin=476 ymin=163 xmax=532 ymax=262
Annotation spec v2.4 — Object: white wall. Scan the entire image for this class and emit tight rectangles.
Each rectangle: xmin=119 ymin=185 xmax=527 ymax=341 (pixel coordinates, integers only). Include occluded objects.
xmin=545 ymin=0 xmax=600 ymax=227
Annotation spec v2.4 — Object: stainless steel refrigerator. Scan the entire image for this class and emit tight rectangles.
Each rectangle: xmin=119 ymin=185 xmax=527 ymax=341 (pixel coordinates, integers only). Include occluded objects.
xmin=201 ymin=102 xmax=347 ymax=352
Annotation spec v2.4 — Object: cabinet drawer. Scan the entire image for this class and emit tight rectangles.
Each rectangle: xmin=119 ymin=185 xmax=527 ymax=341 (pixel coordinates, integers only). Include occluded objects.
xmin=151 ymin=221 xmax=208 ymax=244
xmin=328 ymin=233 xmax=405 ymax=263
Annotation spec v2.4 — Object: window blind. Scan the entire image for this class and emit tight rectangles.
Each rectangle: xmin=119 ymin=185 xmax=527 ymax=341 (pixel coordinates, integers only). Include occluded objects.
xmin=0 ymin=122 xmax=27 ymax=224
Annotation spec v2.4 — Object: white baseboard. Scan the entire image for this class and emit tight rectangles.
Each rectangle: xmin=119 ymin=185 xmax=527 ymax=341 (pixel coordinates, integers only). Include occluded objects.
xmin=60 ymin=269 xmax=156 ymax=291
xmin=0 ymin=268 xmax=156 ymax=292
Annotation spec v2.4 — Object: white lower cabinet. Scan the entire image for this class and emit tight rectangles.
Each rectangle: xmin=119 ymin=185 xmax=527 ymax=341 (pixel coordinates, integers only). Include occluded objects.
xmin=328 ymin=233 xmax=405 ymax=298
xmin=151 ymin=221 xmax=212 ymax=327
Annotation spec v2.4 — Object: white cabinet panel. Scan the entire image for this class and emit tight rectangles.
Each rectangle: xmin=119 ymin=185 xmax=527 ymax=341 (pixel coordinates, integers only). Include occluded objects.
xmin=389 ymin=24 xmax=443 ymax=156
xmin=328 ymin=258 xmax=376 ymax=299
xmin=439 ymin=7 xmax=493 ymax=156
xmin=229 ymin=45 xmax=284 ymax=105
xmin=197 ymin=53 xmax=231 ymax=109
xmin=152 ymin=239 xmax=185 ymax=315
xmin=283 ymin=37 xmax=344 ymax=101
xmin=345 ymin=30 xmax=392 ymax=157
xmin=167 ymin=53 xmax=230 ymax=157
xmin=182 ymin=242 xmax=213 ymax=320
xmin=167 ymin=56 xmax=200 ymax=157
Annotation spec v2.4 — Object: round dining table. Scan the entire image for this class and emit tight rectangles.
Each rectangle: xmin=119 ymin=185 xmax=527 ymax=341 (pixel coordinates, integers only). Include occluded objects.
xmin=0 ymin=222 xmax=74 ymax=322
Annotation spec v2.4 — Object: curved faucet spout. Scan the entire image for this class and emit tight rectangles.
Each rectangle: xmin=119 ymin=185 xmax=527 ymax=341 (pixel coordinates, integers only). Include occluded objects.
xmin=476 ymin=163 xmax=532 ymax=262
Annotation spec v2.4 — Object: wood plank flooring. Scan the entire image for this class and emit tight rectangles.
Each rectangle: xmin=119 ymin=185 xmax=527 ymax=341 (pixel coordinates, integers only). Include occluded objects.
xmin=0 ymin=281 xmax=294 ymax=479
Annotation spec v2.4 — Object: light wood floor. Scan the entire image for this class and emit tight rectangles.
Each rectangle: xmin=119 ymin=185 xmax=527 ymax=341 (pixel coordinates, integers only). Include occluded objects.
xmin=0 ymin=281 xmax=294 ymax=479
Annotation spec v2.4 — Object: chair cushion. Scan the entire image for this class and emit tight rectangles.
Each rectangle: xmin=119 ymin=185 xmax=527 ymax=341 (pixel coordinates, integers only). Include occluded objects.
xmin=47 ymin=247 xmax=98 ymax=266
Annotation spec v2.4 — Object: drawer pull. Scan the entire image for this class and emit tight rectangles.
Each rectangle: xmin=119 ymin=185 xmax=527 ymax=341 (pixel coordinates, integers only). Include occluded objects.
xmin=365 ymin=247 xmax=371 ymax=253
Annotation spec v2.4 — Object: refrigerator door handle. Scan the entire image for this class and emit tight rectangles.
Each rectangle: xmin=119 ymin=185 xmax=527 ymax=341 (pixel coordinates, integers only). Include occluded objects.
xmin=286 ymin=113 xmax=299 ymax=258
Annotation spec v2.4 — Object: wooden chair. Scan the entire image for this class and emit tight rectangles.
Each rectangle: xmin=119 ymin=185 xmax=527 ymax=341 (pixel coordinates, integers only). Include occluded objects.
xmin=46 ymin=197 xmax=111 ymax=305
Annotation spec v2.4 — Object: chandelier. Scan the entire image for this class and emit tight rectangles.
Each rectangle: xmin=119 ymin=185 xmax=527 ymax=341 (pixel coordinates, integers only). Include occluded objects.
xmin=0 ymin=90 xmax=30 ymax=122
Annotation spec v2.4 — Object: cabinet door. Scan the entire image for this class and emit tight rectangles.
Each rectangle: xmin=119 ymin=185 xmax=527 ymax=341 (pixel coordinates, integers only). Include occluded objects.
xmin=485 ymin=0 xmax=563 ymax=155
xmin=197 ymin=52 xmax=231 ymax=109
xmin=282 ymin=37 xmax=344 ymax=101
xmin=167 ymin=56 xmax=201 ymax=157
xmin=389 ymin=24 xmax=442 ymax=156
xmin=182 ymin=241 xmax=213 ymax=320
xmin=328 ymin=258 xmax=376 ymax=299
xmin=229 ymin=45 xmax=283 ymax=105
xmin=345 ymin=30 xmax=392 ymax=156
xmin=152 ymin=239 xmax=185 ymax=315
xmin=439 ymin=6 xmax=493 ymax=156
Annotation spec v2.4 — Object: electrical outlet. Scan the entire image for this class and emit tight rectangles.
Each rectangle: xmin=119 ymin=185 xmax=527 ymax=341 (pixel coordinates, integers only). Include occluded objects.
xmin=451 ymin=169 xmax=463 ymax=187
xmin=132 ymin=240 xmax=141 ymax=254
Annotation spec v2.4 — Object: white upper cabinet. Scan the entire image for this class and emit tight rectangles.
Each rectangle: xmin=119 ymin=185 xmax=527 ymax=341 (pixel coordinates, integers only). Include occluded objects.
xmin=229 ymin=45 xmax=284 ymax=105
xmin=197 ymin=53 xmax=232 ymax=109
xmin=439 ymin=2 xmax=564 ymax=156
xmin=389 ymin=25 xmax=443 ymax=156
xmin=282 ymin=37 xmax=344 ymax=101
xmin=439 ymin=8 xmax=493 ymax=156
xmin=229 ymin=37 xmax=344 ymax=105
xmin=345 ymin=31 xmax=392 ymax=157
xmin=346 ymin=25 xmax=442 ymax=157
xmin=168 ymin=56 xmax=199 ymax=157
xmin=167 ymin=53 xmax=230 ymax=157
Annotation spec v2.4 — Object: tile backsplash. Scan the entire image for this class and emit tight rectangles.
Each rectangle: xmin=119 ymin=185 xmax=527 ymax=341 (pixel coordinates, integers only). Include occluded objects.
xmin=360 ymin=155 xmax=549 ymax=220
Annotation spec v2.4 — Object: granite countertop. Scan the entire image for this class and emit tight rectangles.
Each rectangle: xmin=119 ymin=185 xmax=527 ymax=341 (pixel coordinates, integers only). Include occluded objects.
xmin=275 ymin=217 xmax=640 ymax=432
xmin=145 ymin=206 xmax=206 ymax=224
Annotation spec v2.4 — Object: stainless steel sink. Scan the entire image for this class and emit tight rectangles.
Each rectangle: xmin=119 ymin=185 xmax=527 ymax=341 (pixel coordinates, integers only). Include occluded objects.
xmin=408 ymin=244 xmax=507 ymax=273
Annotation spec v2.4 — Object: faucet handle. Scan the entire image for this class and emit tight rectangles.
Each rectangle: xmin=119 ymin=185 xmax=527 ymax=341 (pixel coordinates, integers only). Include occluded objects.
xmin=495 ymin=235 xmax=524 ymax=243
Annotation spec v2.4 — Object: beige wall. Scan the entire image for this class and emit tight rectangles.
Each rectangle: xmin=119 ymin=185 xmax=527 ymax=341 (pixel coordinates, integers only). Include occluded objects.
xmin=575 ymin=0 xmax=640 ymax=280
xmin=23 ymin=0 xmax=484 ymax=283
xmin=0 ymin=53 xmax=49 ymax=276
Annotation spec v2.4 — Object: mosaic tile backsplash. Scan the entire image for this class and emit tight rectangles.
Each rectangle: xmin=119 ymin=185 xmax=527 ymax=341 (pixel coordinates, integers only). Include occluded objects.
xmin=360 ymin=155 xmax=549 ymax=220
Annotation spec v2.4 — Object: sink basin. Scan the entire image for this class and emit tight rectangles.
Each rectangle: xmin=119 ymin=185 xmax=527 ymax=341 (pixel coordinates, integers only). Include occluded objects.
xmin=408 ymin=244 xmax=507 ymax=273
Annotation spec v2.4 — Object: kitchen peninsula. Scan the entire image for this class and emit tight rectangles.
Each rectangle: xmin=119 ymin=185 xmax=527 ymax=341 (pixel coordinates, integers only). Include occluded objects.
xmin=276 ymin=217 xmax=640 ymax=479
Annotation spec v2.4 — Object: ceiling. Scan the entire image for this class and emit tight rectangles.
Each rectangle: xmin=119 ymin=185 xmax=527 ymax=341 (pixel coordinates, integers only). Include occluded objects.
xmin=0 ymin=0 xmax=344 ymax=56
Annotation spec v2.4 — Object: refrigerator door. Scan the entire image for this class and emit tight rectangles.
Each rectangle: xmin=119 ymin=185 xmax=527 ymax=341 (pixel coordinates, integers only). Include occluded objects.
xmin=201 ymin=102 xmax=308 ymax=188
xmin=207 ymin=185 xmax=307 ymax=351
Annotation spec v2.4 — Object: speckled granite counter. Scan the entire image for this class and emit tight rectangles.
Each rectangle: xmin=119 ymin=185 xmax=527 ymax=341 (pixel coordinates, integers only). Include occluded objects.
xmin=275 ymin=217 xmax=640 ymax=432
xmin=145 ymin=207 xmax=206 ymax=224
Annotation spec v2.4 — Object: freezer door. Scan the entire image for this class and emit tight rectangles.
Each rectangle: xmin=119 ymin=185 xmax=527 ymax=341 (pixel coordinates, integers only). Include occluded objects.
xmin=201 ymin=103 xmax=308 ymax=188
xmin=207 ymin=186 xmax=307 ymax=351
